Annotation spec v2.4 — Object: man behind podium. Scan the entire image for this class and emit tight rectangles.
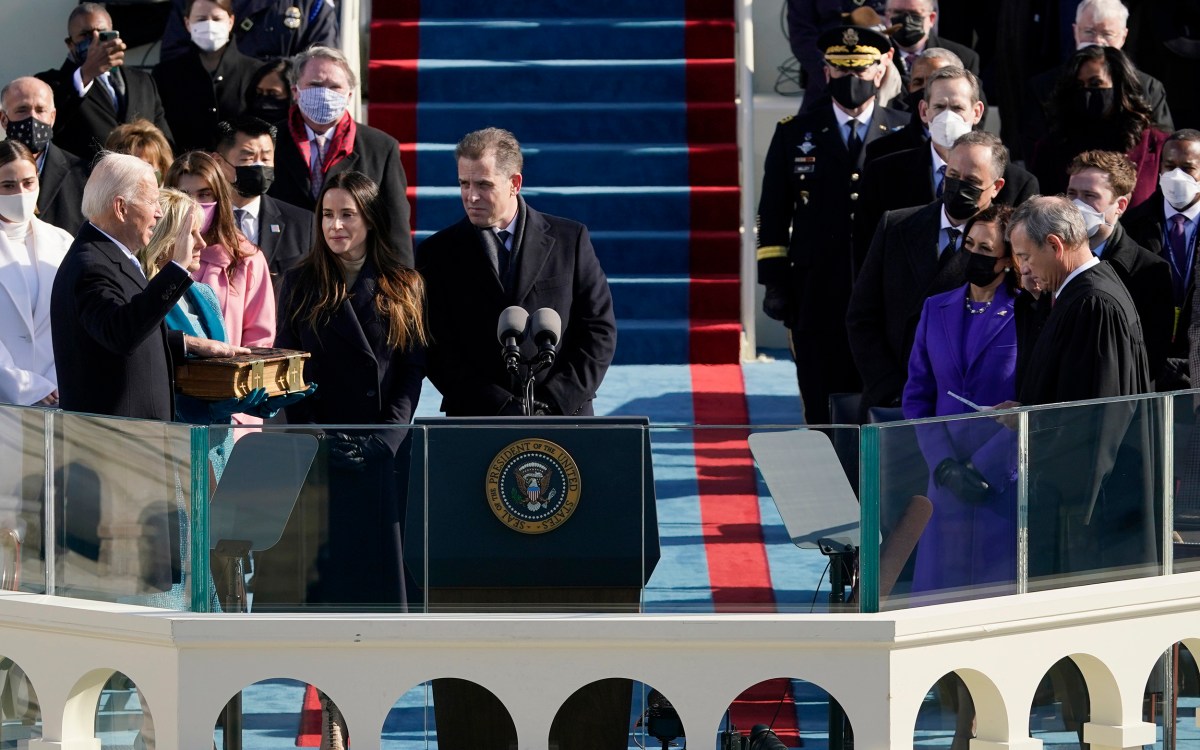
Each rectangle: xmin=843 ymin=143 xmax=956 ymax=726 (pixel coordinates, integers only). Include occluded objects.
xmin=51 ymin=152 xmax=246 ymax=420
xmin=417 ymin=127 xmax=616 ymax=416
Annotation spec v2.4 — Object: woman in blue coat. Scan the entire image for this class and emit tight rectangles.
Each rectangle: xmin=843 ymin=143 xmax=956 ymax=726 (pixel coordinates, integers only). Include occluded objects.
xmin=902 ymin=204 xmax=1019 ymax=596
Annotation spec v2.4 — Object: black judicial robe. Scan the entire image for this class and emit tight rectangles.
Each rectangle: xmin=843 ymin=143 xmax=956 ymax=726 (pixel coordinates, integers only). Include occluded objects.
xmin=1018 ymin=262 xmax=1158 ymax=581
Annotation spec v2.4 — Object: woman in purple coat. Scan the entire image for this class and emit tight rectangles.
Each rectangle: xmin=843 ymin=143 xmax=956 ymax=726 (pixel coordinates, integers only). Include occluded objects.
xmin=902 ymin=204 xmax=1019 ymax=596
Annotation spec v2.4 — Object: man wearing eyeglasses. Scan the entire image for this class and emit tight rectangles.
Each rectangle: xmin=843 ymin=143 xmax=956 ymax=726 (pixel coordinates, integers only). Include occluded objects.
xmin=1021 ymin=0 xmax=1174 ymax=162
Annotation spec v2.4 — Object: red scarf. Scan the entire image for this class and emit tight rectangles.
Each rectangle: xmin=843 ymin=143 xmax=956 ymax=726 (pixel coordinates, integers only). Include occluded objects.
xmin=288 ymin=105 xmax=356 ymax=176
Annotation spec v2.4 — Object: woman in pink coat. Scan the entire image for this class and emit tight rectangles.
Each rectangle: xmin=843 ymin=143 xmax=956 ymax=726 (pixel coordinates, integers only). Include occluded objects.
xmin=165 ymin=151 xmax=275 ymax=348
xmin=166 ymin=151 xmax=275 ymax=425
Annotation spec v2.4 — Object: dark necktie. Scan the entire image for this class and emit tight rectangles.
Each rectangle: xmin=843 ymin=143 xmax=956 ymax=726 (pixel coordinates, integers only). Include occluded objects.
xmin=496 ymin=229 xmax=512 ymax=277
xmin=1169 ymin=213 xmax=1190 ymax=300
xmin=847 ymin=119 xmax=862 ymax=163
xmin=942 ymin=226 xmax=961 ymax=257
xmin=935 ymin=165 xmax=947 ymax=198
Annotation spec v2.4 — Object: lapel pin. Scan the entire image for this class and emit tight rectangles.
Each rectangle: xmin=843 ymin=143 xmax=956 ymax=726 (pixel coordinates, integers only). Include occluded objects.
xmin=270 ymin=224 xmax=281 ymax=233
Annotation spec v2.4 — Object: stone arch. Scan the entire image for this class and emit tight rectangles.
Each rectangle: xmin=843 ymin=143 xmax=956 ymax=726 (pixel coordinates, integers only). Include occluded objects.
xmin=63 ymin=668 xmax=152 ymax=746
xmin=0 ymin=655 xmax=42 ymax=744
xmin=721 ymin=675 xmax=851 ymax=747
xmin=1067 ymin=652 xmax=1121 ymax=724
xmin=955 ymin=668 xmax=1007 ymax=742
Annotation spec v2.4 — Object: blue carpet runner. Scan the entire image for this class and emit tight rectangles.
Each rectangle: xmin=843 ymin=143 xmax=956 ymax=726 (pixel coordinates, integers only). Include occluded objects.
xmin=367 ymin=0 xmax=742 ymax=364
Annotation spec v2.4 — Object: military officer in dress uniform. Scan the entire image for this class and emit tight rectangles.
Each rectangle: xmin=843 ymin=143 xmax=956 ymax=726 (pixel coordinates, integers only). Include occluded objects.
xmin=757 ymin=25 xmax=908 ymax=425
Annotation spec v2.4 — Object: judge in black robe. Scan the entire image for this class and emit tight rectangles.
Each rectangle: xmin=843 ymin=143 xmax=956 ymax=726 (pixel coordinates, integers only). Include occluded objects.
xmin=1009 ymin=197 xmax=1158 ymax=584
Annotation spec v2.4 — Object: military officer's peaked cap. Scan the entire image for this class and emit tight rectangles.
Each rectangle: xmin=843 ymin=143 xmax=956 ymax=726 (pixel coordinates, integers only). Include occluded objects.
xmin=820 ymin=25 xmax=890 ymax=71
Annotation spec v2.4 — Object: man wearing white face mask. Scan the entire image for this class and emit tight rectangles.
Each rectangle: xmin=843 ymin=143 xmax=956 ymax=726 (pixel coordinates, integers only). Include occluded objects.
xmin=152 ymin=0 xmax=259 ymax=153
xmin=1066 ymin=150 xmax=1174 ymax=386
xmin=1125 ymin=129 xmax=1200 ymax=390
xmin=855 ymin=67 xmax=1039 ymax=266
xmin=268 ymin=46 xmax=414 ymax=267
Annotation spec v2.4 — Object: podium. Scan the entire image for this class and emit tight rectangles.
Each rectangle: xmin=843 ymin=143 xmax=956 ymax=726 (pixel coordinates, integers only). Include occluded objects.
xmin=404 ymin=416 xmax=659 ymax=750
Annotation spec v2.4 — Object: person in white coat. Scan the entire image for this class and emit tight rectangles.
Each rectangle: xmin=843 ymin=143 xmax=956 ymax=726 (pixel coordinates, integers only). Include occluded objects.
xmin=0 ymin=139 xmax=72 ymax=406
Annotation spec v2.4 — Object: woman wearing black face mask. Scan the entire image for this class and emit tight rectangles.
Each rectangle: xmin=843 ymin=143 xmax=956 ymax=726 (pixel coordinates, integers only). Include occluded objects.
xmin=1030 ymin=45 xmax=1166 ymax=207
xmin=244 ymin=59 xmax=293 ymax=125
xmin=901 ymin=204 xmax=1019 ymax=597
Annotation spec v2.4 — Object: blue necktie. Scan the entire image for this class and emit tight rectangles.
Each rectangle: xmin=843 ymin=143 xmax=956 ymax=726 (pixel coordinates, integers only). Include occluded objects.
xmin=496 ymin=229 xmax=512 ymax=277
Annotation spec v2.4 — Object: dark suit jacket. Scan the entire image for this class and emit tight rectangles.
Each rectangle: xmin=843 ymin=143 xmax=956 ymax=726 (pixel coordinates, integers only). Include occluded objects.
xmin=36 ymin=61 xmax=174 ymax=163
xmin=254 ymin=195 xmax=314 ymax=281
xmin=269 ymin=120 xmax=413 ymax=267
xmin=36 ymin=144 xmax=87 ymax=235
xmin=1123 ymin=189 xmax=1195 ymax=363
xmin=152 ymin=44 xmax=260 ymax=152
xmin=50 ymin=222 xmax=191 ymax=420
xmin=847 ymin=201 xmax=969 ymax=418
xmin=1099 ymin=221 xmax=1174 ymax=383
xmin=854 ymin=144 xmax=1040 ymax=265
xmin=417 ymin=199 xmax=617 ymax=417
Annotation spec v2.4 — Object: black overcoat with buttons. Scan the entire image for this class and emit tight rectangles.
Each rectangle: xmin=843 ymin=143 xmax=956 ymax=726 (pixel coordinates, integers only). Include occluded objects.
xmin=153 ymin=42 xmax=260 ymax=153
xmin=274 ymin=260 xmax=424 ymax=605
xmin=50 ymin=221 xmax=191 ymax=420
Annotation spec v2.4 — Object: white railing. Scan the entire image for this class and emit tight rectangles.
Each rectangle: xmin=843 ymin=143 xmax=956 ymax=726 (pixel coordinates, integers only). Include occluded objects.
xmin=4 ymin=571 xmax=1200 ymax=749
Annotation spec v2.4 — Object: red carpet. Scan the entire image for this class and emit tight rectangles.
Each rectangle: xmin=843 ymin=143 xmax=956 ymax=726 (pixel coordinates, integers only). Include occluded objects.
xmin=690 ymin=363 xmax=801 ymax=743
xmin=296 ymin=684 xmax=322 ymax=747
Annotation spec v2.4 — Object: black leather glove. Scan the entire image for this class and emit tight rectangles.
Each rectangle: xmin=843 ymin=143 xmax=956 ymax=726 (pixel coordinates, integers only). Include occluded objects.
xmin=326 ymin=432 xmax=390 ymax=471
xmin=1160 ymin=358 xmax=1190 ymax=391
xmin=934 ymin=458 xmax=991 ymax=504
xmin=762 ymin=284 xmax=791 ymax=322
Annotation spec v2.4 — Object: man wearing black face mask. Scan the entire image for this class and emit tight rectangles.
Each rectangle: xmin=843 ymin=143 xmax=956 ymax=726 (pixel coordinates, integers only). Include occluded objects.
xmin=855 ymin=67 xmax=1039 ymax=267
xmin=0 ymin=77 xmax=87 ymax=235
xmin=757 ymin=26 xmax=907 ymax=425
xmin=847 ymin=131 xmax=1006 ymax=421
xmin=884 ymin=0 xmax=979 ymax=89
xmin=212 ymin=116 xmax=313 ymax=281
xmin=35 ymin=3 xmax=174 ymax=164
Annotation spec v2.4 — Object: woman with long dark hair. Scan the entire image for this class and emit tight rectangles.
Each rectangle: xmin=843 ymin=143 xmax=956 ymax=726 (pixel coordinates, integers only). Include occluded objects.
xmin=275 ymin=170 xmax=427 ymax=606
xmin=1031 ymin=45 xmax=1167 ymax=207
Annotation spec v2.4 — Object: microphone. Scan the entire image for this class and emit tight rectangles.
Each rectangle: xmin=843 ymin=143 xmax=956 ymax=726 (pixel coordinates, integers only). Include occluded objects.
xmin=496 ymin=306 xmax=529 ymax=374
xmin=529 ymin=307 xmax=561 ymax=366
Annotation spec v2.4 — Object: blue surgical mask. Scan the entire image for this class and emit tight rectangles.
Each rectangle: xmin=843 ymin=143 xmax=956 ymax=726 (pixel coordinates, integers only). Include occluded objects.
xmin=295 ymin=87 xmax=348 ymax=126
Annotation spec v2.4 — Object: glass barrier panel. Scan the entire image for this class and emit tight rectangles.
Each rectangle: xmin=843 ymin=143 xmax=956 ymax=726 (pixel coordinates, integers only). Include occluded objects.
xmin=1172 ymin=391 xmax=1200 ymax=575
xmin=862 ymin=392 xmax=1171 ymax=611
xmin=0 ymin=405 xmax=50 ymax=595
xmin=205 ymin=419 xmax=856 ymax=615
xmin=54 ymin=411 xmax=197 ymax=609
xmin=215 ymin=423 xmax=415 ymax=613
xmin=866 ymin=408 xmax=1020 ymax=611
xmin=1024 ymin=394 xmax=1165 ymax=591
